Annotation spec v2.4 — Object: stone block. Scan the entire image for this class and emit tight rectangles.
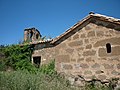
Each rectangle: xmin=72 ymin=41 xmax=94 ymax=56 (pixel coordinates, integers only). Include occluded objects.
xmin=68 ymin=40 xmax=83 ymax=47
xmin=85 ymin=25 xmax=92 ymax=30
xmin=103 ymin=64 xmax=114 ymax=69
xmin=77 ymin=47 xmax=84 ymax=51
xmin=80 ymin=34 xmax=86 ymax=38
xmin=84 ymin=75 xmax=94 ymax=81
xmin=57 ymin=55 xmax=70 ymax=63
xmin=57 ymin=43 xmax=67 ymax=48
xmin=62 ymin=64 xmax=73 ymax=70
xmin=67 ymin=37 xmax=72 ymax=41
xmin=71 ymin=59 xmax=76 ymax=62
xmin=74 ymin=64 xmax=80 ymax=69
xmin=68 ymin=77 xmax=75 ymax=85
xmin=108 ymin=57 xmax=120 ymax=61
xmin=74 ymin=80 xmax=85 ymax=87
xmin=66 ymin=48 xmax=74 ymax=54
xmin=96 ymin=31 xmax=104 ymax=37
xmin=84 ymin=70 xmax=92 ymax=75
xmin=77 ymin=58 xmax=84 ymax=62
xmin=83 ymin=50 xmax=96 ymax=56
xmin=55 ymin=63 xmax=61 ymax=71
xmin=86 ymin=57 xmax=95 ymax=62
xmin=80 ymin=63 xmax=89 ymax=68
xmin=87 ymin=31 xmax=95 ymax=37
xmin=98 ymin=75 xmax=107 ymax=80
xmin=86 ymin=44 xmax=92 ymax=49
xmin=73 ymin=34 xmax=79 ymax=40
xmin=98 ymin=58 xmax=107 ymax=60
xmin=84 ymin=39 xmax=89 ymax=44
xmin=55 ymin=48 xmax=59 ymax=55
xmin=117 ymin=64 xmax=120 ymax=69
xmin=91 ymin=63 xmax=100 ymax=69
xmin=95 ymin=70 xmax=104 ymax=74
xmin=111 ymin=70 xmax=119 ymax=75
xmin=98 ymin=48 xmax=107 ymax=57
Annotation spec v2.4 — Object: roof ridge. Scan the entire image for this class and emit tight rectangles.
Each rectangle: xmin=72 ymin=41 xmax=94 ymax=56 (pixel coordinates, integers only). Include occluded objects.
xmin=51 ymin=12 xmax=120 ymax=44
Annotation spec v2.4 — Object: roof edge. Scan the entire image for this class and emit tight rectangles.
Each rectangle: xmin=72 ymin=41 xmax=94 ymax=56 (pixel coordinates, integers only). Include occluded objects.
xmin=51 ymin=12 xmax=120 ymax=44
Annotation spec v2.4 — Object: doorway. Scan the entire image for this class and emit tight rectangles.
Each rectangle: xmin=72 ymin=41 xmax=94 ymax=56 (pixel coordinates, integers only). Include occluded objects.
xmin=33 ymin=56 xmax=41 ymax=68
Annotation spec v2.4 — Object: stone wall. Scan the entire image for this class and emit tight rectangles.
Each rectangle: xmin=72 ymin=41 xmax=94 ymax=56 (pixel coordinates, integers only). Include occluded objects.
xmin=54 ymin=20 xmax=120 ymax=81
xmin=32 ymin=19 xmax=120 ymax=81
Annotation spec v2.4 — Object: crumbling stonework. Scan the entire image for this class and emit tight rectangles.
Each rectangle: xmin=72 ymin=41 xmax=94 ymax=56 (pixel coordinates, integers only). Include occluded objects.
xmin=24 ymin=13 xmax=120 ymax=83
xmin=24 ymin=28 xmax=42 ymax=42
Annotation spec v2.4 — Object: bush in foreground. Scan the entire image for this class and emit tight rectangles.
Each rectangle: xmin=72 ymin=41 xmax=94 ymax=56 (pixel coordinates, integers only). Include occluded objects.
xmin=0 ymin=44 xmax=35 ymax=72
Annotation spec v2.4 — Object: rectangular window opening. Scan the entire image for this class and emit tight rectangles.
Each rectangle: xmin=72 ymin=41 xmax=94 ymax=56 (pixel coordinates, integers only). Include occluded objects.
xmin=33 ymin=56 xmax=41 ymax=68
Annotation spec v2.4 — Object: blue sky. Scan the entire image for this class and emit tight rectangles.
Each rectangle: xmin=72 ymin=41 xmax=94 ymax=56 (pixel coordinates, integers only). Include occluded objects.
xmin=0 ymin=0 xmax=120 ymax=45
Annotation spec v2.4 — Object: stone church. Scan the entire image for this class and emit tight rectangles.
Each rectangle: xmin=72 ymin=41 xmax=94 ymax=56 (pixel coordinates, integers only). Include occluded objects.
xmin=23 ymin=12 xmax=120 ymax=82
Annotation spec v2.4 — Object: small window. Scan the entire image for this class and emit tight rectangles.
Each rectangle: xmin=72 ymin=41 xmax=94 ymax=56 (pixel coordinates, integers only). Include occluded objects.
xmin=106 ymin=43 xmax=111 ymax=53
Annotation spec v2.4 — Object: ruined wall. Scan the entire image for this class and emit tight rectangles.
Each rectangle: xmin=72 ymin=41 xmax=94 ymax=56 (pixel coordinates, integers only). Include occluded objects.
xmin=24 ymin=28 xmax=41 ymax=42
xmin=55 ymin=20 xmax=120 ymax=81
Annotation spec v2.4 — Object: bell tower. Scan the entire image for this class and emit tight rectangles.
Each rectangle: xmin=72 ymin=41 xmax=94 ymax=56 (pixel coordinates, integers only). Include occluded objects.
xmin=24 ymin=27 xmax=42 ymax=42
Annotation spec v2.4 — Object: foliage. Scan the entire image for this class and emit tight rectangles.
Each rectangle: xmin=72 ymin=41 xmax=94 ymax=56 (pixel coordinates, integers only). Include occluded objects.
xmin=0 ymin=70 xmax=109 ymax=90
xmin=0 ymin=44 xmax=57 ymax=74
xmin=0 ymin=44 xmax=35 ymax=72
xmin=39 ymin=60 xmax=57 ymax=75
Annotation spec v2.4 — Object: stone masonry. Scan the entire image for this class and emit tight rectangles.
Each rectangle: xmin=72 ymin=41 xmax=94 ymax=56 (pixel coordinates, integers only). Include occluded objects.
xmin=24 ymin=28 xmax=42 ymax=42
xmin=25 ymin=13 xmax=120 ymax=82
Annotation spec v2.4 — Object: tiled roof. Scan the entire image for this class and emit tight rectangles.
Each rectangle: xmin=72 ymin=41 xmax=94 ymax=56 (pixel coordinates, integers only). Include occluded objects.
xmin=51 ymin=12 xmax=120 ymax=44
xmin=29 ymin=39 xmax=52 ymax=44
xmin=20 ymin=39 xmax=52 ymax=46
xmin=21 ymin=12 xmax=120 ymax=46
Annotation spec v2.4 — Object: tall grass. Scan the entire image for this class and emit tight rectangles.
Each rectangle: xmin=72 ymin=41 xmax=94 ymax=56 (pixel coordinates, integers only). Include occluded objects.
xmin=0 ymin=70 xmax=75 ymax=90
xmin=0 ymin=70 xmax=109 ymax=90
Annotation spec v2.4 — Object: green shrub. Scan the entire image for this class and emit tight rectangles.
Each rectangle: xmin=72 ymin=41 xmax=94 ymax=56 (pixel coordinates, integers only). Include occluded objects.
xmin=0 ymin=71 xmax=73 ymax=90
xmin=0 ymin=44 xmax=57 ymax=74
xmin=0 ymin=60 xmax=7 ymax=71
xmin=39 ymin=60 xmax=57 ymax=75
xmin=0 ymin=44 xmax=35 ymax=72
xmin=15 ymin=59 xmax=37 ymax=73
